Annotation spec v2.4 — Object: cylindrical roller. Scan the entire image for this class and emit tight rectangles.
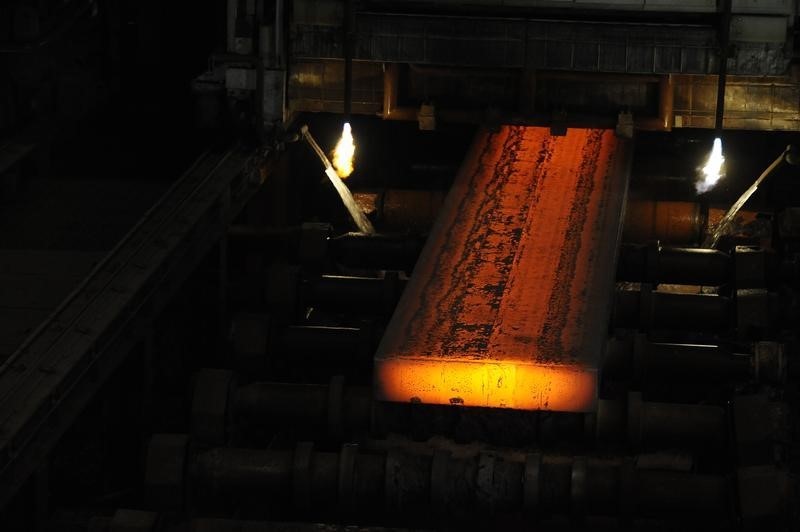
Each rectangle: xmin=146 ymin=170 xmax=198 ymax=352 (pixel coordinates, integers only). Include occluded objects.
xmin=614 ymin=287 xmax=731 ymax=332
xmin=190 ymin=517 xmax=419 ymax=532
xmin=301 ymin=272 xmax=407 ymax=313
xmin=228 ymin=224 xmax=299 ymax=247
xmin=228 ymin=225 xmax=424 ymax=271
xmin=229 ymin=314 xmax=375 ymax=368
xmin=193 ymin=447 xmax=295 ymax=492
xmin=228 ymin=223 xmax=331 ymax=266
xmin=234 ymin=382 xmax=331 ymax=425
xmin=150 ymin=438 xmax=734 ymax=523
xmin=630 ymin=393 xmax=727 ymax=451
xmin=617 ymin=243 xmax=731 ymax=286
xmin=595 ymin=393 xmax=727 ymax=451
xmin=191 ymin=371 xmax=372 ymax=444
xmin=280 ymin=325 xmax=366 ymax=353
xmin=381 ymin=189 xmax=445 ymax=231
xmin=622 ymin=200 xmax=704 ymax=245
xmin=603 ymin=334 xmax=762 ymax=390
xmin=330 ymin=232 xmax=424 ymax=271
xmin=234 ymin=378 xmax=372 ymax=437
xmin=345 ymin=193 xmax=765 ymax=248
xmin=637 ymin=342 xmax=750 ymax=385
xmin=192 ymin=372 xmax=729 ymax=452
xmin=633 ymin=469 xmax=729 ymax=517
xmin=90 ymin=511 xmax=735 ymax=531
xmin=623 ymin=201 xmax=768 ymax=246
xmin=353 ymin=189 xmax=445 ymax=232
xmin=262 ymin=265 xmax=401 ymax=317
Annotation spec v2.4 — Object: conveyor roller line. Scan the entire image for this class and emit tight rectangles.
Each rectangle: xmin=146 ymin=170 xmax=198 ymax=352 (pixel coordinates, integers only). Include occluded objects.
xmin=191 ymin=371 xmax=728 ymax=451
xmin=374 ymin=126 xmax=631 ymax=412
xmin=147 ymin=435 xmax=733 ymax=521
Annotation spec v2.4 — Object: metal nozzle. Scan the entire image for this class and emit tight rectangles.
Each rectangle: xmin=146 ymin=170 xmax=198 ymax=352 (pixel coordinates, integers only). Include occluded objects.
xmin=300 ymin=124 xmax=375 ymax=235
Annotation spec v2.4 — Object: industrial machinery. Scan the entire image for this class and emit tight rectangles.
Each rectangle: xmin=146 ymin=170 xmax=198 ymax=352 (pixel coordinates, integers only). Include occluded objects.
xmin=1 ymin=1 xmax=800 ymax=531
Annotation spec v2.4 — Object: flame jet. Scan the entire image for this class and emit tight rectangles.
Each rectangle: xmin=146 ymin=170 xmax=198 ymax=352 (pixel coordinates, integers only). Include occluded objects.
xmin=333 ymin=122 xmax=355 ymax=178
xmin=696 ymin=137 xmax=725 ymax=194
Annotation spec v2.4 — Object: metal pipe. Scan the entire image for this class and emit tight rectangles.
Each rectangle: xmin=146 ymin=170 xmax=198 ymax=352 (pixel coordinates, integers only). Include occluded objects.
xmin=714 ymin=0 xmax=732 ymax=135
xmin=703 ymin=147 xmax=789 ymax=248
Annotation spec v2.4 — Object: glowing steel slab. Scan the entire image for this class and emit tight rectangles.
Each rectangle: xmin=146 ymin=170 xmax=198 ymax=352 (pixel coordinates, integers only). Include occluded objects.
xmin=374 ymin=126 xmax=631 ymax=412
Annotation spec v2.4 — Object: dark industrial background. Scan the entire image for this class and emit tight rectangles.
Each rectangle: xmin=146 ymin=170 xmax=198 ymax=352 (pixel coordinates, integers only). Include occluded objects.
xmin=1 ymin=0 xmax=799 ymax=531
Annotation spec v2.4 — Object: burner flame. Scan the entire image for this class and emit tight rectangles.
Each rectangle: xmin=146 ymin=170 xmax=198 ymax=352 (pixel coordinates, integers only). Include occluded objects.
xmin=696 ymin=137 xmax=725 ymax=194
xmin=332 ymin=122 xmax=355 ymax=178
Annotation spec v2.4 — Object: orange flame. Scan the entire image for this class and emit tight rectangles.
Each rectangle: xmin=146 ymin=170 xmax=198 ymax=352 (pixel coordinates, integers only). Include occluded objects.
xmin=332 ymin=122 xmax=355 ymax=178
xmin=696 ymin=137 xmax=725 ymax=194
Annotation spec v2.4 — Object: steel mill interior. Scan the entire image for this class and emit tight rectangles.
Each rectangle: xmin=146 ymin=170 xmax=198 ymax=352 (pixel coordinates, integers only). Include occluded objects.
xmin=3 ymin=1 xmax=800 ymax=531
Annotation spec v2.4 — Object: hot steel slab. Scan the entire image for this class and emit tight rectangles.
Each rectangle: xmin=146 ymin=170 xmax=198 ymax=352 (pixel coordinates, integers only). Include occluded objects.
xmin=374 ymin=126 xmax=631 ymax=412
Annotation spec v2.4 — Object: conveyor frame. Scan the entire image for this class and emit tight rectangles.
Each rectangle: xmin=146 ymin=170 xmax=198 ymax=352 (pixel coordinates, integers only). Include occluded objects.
xmin=0 ymin=144 xmax=266 ymax=507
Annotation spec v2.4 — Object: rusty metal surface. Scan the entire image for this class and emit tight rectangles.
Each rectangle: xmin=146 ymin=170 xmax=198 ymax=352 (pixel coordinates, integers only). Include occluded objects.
xmin=375 ymin=126 xmax=631 ymax=412
xmin=673 ymin=75 xmax=800 ymax=131
xmin=623 ymin=200 xmax=704 ymax=245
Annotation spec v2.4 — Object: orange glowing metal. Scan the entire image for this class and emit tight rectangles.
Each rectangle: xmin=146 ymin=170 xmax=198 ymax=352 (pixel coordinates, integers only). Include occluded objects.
xmin=374 ymin=126 xmax=631 ymax=412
